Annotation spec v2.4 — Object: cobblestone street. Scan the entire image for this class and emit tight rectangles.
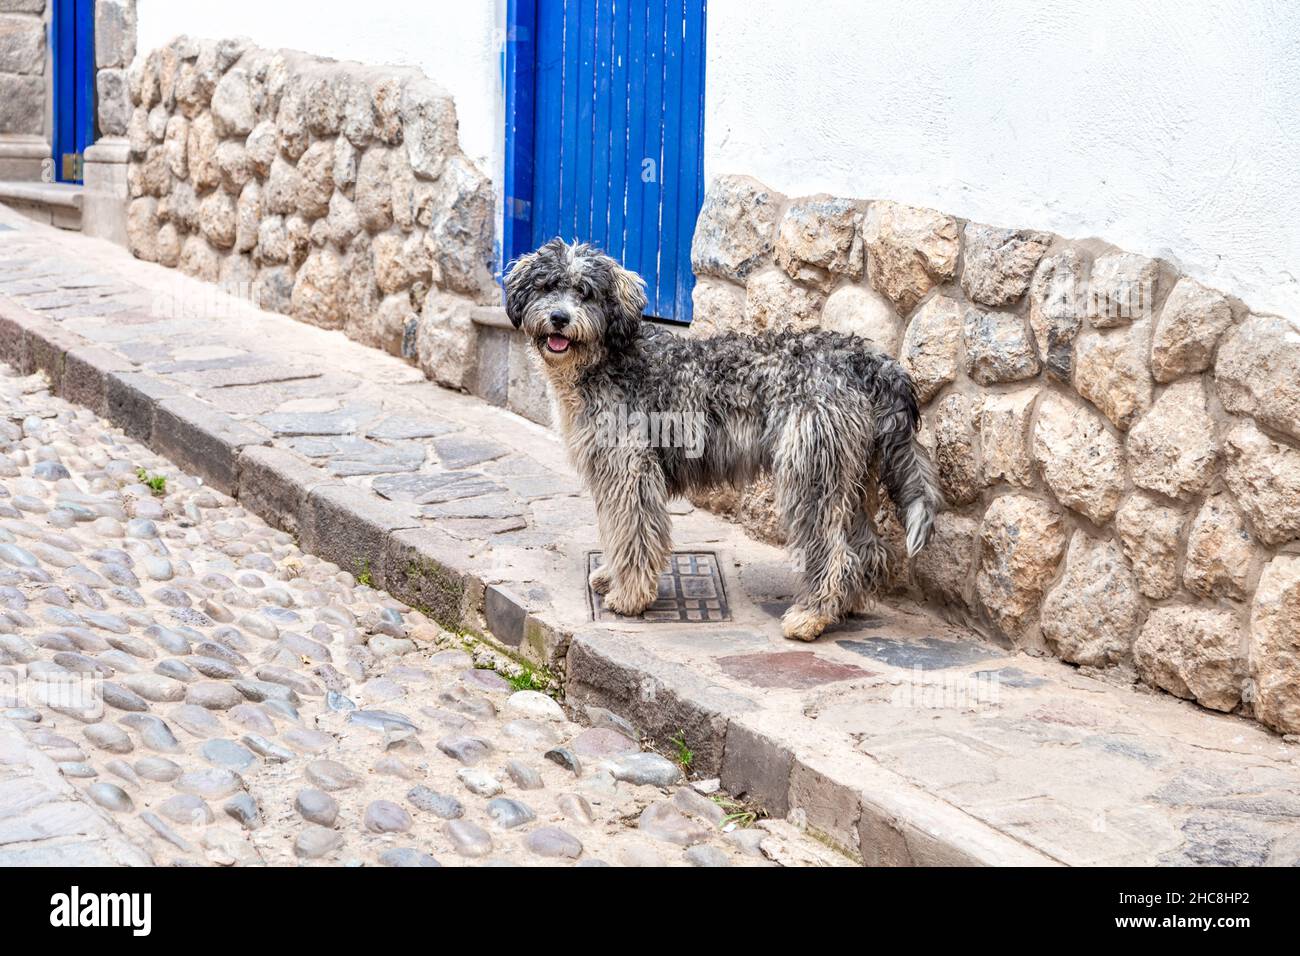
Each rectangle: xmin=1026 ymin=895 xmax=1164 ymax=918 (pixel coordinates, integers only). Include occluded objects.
xmin=0 ymin=365 xmax=839 ymax=867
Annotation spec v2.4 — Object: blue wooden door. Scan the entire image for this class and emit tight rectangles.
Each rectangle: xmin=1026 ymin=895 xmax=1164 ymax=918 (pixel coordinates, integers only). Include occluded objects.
xmin=505 ymin=0 xmax=707 ymax=323
xmin=52 ymin=0 xmax=95 ymax=184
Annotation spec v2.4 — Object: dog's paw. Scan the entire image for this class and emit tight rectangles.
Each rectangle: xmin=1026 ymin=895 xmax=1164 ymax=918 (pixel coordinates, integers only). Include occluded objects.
xmin=603 ymin=584 xmax=655 ymax=617
xmin=781 ymin=604 xmax=832 ymax=642
xmin=588 ymin=564 xmax=614 ymax=595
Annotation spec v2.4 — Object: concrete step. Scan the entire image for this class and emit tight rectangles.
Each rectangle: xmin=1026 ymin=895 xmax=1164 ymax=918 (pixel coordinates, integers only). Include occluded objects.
xmin=0 ymin=203 xmax=1297 ymax=867
xmin=0 ymin=181 xmax=83 ymax=231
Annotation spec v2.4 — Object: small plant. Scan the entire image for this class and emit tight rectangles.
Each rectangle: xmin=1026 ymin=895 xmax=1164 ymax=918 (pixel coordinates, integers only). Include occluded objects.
xmin=713 ymin=796 xmax=764 ymax=829
xmin=505 ymin=665 xmax=545 ymax=692
xmin=355 ymin=561 xmax=374 ymax=588
xmin=670 ymin=729 xmax=694 ymax=774
xmin=135 ymin=468 xmax=166 ymax=496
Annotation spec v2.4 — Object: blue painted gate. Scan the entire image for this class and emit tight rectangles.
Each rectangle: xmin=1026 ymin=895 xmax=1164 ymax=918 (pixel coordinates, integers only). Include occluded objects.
xmin=505 ymin=0 xmax=707 ymax=323
xmin=51 ymin=0 xmax=96 ymax=184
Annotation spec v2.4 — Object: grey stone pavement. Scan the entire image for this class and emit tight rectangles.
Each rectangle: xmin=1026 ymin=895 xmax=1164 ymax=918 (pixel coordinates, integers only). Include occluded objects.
xmin=1 ymin=206 xmax=1299 ymax=867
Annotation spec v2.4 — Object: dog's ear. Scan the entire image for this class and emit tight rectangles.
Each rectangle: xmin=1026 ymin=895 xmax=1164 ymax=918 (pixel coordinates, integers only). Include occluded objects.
xmin=503 ymin=252 xmax=538 ymax=329
xmin=605 ymin=263 xmax=647 ymax=350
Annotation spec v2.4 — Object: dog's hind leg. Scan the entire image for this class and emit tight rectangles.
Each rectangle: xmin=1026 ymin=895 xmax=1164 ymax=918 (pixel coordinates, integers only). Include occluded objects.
xmin=774 ymin=407 xmax=865 ymax=641
xmin=592 ymin=452 xmax=672 ymax=617
xmin=846 ymin=506 xmax=892 ymax=615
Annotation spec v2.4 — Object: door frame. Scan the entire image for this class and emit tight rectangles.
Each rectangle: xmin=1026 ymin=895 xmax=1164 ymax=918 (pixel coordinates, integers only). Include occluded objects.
xmin=51 ymin=0 xmax=96 ymax=184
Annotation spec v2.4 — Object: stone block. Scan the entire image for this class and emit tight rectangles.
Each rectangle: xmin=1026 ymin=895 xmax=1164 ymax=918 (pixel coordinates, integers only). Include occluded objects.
xmin=0 ymin=13 xmax=44 ymax=74
xmin=691 ymin=175 xmax=783 ymax=282
xmin=720 ymin=720 xmax=793 ymax=817
xmin=152 ymin=395 xmax=267 ymax=496
xmin=62 ymin=345 xmax=133 ymax=417
xmin=300 ymin=484 xmax=420 ymax=586
xmin=1134 ymin=606 xmax=1243 ymax=713
xmin=105 ymin=370 xmax=179 ymax=442
xmin=1215 ymin=314 xmax=1300 ymax=441
xmin=483 ymin=584 xmax=527 ymax=648
xmin=384 ymin=527 xmax=487 ymax=633
xmin=900 ymin=295 xmax=962 ymax=403
xmin=235 ymin=445 xmax=329 ymax=537
xmin=863 ymin=200 xmax=959 ymax=315
xmin=0 ymin=73 xmax=43 ymax=134
xmin=960 ymin=223 xmax=1052 ymax=307
xmin=94 ymin=0 xmax=136 ymax=70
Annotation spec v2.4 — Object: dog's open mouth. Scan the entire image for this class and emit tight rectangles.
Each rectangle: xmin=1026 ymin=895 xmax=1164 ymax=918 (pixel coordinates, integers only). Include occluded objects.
xmin=543 ymin=334 xmax=572 ymax=354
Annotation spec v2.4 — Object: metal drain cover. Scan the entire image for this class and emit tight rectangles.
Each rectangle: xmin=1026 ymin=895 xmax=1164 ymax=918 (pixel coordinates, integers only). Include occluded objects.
xmin=587 ymin=551 xmax=731 ymax=622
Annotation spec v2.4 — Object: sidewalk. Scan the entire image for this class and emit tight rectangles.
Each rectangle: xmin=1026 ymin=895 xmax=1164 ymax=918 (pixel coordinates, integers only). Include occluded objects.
xmin=2 ymin=205 xmax=1299 ymax=866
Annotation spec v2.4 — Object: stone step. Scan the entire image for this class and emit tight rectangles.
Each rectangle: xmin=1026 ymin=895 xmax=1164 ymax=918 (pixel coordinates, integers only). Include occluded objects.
xmin=0 ymin=181 xmax=84 ymax=231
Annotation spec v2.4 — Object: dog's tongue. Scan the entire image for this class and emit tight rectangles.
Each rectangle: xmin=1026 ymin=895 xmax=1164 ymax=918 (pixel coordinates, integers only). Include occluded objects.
xmin=547 ymin=334 xmax=571 ymax=353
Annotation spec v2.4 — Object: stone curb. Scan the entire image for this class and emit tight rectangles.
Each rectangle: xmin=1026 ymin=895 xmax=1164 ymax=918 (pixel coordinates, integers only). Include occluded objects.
xmin=0 ymin=297 xmax=1056 ymax=867
xmin=561 ymin=630 xmax=1059 ymax=866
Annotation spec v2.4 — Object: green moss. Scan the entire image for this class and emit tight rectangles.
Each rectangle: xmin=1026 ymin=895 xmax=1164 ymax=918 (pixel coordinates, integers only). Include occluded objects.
xmin=135 ymin=468 xmax=167 ymax=496
xmin=402 ymin=557 xmax=466 ymax=631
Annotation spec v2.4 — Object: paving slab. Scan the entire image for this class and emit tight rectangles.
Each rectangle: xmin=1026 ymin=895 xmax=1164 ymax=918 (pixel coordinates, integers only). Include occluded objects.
xmin=1 ymin=205 xmax=1298 ymax=866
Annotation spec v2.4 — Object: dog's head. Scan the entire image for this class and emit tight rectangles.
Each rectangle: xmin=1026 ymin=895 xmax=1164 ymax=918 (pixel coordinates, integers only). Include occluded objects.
xmin=504 ymin=239 xmax=647 ymax=370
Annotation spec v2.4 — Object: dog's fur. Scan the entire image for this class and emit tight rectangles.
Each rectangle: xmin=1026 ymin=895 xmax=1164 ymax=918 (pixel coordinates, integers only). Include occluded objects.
xmin=506 ymin=239 xmax=942 ymax=641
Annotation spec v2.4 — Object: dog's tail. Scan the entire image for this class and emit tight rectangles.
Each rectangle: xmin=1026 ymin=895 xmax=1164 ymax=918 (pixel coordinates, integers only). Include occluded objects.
xmin=876 ymin=364 xmax=943 ymax=557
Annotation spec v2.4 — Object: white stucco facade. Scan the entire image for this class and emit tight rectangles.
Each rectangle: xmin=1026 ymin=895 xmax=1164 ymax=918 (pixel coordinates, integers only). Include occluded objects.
xmin=705 ymin=0 xmax=1300 ymax=319
xmin=133 ymin=0 xmax=504 ymax=179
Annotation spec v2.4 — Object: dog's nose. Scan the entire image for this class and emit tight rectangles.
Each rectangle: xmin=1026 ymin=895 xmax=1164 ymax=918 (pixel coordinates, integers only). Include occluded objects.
xmin=549 ymin=310 xmax=570 ymax=330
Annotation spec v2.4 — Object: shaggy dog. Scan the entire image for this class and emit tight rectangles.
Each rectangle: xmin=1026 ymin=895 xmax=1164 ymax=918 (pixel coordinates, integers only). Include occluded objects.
xmin=505 ymin=239 xmax=942 ymax=641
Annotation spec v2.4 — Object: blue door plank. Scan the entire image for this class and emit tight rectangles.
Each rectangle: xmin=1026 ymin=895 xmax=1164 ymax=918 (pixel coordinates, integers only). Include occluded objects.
xmin=638 ymin=1 xmax=666 ymax=316
xmin=589 ymin=0 xmax=613 ymax=251
xmin=559 ymin=0 xmax=581 ymax=243
xmin=75 ymin=0 xmax=93 ymax=175
xmin=676 ymin=0 xmax=706 ymax=320
xmin=606 ymin=1 xmax=630 ymax=262
xmin=503 ymin=0 xmax=536 ymax=266
xmin=53 ymin=0 xmax=72 ymax=181
xmin=623 ymin=2 xmax=648 ymax=269
xmin=658 ymin=0 xmax=686 ymax=322
xmin=532 ymin=0 xmax=563 ymax=248
xmin=571 ymin=0 xmax=597 ymax=242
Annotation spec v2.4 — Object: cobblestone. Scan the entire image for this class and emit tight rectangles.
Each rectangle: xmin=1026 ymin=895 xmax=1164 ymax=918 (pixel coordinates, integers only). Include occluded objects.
xmin=0 ymin=364 xmax=795 ymax=867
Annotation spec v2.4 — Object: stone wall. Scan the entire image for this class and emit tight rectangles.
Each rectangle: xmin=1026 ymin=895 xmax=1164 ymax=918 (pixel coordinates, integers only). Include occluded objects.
xmin=124 ymin=36 xmax=495 ymax=390
xmin=0 ymin=0 xmax=46 ymax=141
xmin=689 ymin=174 xmax=1300 ymax=737
xmin=94 ymin=0 xmax=136 ymax=139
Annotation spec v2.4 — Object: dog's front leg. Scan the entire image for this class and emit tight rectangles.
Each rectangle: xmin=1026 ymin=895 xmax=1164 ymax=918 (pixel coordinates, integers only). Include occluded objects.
xmin=593 ymin=451 xmax=672 ymax=617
